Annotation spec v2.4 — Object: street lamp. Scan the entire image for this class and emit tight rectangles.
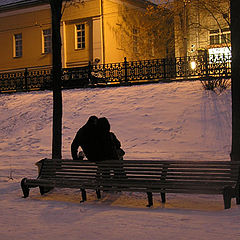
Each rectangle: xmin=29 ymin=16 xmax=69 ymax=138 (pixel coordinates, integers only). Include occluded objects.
xmin=190 ymin=60 xmax=196 ymax=70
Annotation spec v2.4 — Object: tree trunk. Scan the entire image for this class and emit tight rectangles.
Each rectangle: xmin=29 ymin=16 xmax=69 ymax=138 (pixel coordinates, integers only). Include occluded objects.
xmin=230 ymin=0 xmax=240 ymax=161
xmin=50 ymin=0 xmax=63 ymax=159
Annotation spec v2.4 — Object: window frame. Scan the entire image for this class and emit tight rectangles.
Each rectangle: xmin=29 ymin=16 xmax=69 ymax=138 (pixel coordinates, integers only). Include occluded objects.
xmin=13 ymin=33 xmax=22 ymax=58
xmin=42 ymin=28 xmax=52 ymax=54
xmin=75 ymin=23 xmax=86 ymax=50
xmin=209 ymin=28 xmax=231 ymax=46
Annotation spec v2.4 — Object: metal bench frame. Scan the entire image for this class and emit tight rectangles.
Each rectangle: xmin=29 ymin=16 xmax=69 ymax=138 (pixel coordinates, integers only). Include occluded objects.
xmin=21 ymin=159 xmax=240 ymax=209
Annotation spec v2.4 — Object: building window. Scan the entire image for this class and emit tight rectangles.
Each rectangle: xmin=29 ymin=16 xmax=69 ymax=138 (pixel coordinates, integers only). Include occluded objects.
xmin=14 ymin=33 xmax=22 ymax=58
xmin=210 ymin=30 xmax=220 ymax=45
xmin=75 ymin=24 xmax=85 ymax=49
xmin=209 ymin=28 xmax=231 ymax=46
xmin=133 ymin=27 xmax=139 ymax=53
xmin=221 ymin=28 xmax=231 ymax=44
xmin=43 ymin=29 xmax=52 ymax=54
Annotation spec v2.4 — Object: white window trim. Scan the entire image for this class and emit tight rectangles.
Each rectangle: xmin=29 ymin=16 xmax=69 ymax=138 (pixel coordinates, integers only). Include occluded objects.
xmin=42 ymin=28 xmax=52 ymax=54
xmin=13 ymin=33 xmax=22 ymax=58
xmin=75 ymin=23 xmax=86 ymax=50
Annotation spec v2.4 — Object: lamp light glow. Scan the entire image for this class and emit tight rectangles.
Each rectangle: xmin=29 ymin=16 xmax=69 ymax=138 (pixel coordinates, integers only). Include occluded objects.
xmin=190 ymin=61 xmax=196 ymax=70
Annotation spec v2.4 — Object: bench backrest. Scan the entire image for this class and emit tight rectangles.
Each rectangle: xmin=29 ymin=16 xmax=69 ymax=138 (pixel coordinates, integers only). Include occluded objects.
xmin=39 ymin=159 xmax=240 ymax=180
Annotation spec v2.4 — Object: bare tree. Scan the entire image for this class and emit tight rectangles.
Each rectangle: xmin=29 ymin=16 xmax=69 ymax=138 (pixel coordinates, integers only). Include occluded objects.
xmin=111 ymin=0 xmax=175 ymax=60
xmin=149 ymin=0 xmax=230 ymax=57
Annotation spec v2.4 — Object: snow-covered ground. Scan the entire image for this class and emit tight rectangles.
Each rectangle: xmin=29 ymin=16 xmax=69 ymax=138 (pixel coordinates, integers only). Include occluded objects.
xmin=1 ymin=81 xmax=239 ymax=240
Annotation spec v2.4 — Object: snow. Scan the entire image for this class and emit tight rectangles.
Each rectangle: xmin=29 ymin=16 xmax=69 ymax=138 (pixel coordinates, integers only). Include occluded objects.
xmin=1 ymin=81 xmax=240 ymax=240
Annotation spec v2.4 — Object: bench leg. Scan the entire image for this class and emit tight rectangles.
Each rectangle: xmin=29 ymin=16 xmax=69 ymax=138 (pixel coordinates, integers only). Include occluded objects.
xmin=236 ymin=196 xmax=240 ymax=205
xmin=80 ymin=188 xmax=87 ymax=203
xmin=236 ymin=184 xmax=240 ymax=205
xmin=223 ymin=186 xmax=233 ymax=209
xmin=96 ymin=189 xmax=101 ymax=199
xmin=161 ymin=192 xmax=166 ymax=203
xmin=39 ymin=186 xmax=53 ymax=195
xmin=147 ymin=192 xmax=153 ymax=207
xmin=21 ymin=178 xmax=30 ymax=198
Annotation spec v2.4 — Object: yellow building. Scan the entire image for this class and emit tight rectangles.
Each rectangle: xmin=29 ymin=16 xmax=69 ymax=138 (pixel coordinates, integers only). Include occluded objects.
xmin=0 ymin=0 xmax=172 ymax=71
xmin=174 ymin=0 xmax=231 ymax=58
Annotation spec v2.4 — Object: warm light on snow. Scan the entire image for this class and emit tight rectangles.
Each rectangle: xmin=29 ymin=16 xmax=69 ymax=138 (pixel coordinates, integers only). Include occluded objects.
xmin=0 ymin=81 xmax=239 ymax=240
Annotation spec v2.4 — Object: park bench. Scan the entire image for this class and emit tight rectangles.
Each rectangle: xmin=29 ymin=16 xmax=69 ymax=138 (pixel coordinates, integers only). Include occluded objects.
xmin=21 ymin=159 xmax=240 ymax=209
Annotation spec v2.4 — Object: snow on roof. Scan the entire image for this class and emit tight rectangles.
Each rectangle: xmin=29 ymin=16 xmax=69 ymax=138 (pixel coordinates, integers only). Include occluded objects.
xmin=0 ymin=0 xmax=39 ymax=6
xmin=0 ymin=0 xmax=42 ymax=11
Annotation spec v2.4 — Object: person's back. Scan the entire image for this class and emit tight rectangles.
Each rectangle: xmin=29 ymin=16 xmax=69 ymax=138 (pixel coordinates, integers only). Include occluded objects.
xmin=96 ymin=117 xmax=126 ymax=180
xmin=97 ymin=117 xmax=120 ymax=161
xmin=71 ymin=116 xmax=99 ymax=161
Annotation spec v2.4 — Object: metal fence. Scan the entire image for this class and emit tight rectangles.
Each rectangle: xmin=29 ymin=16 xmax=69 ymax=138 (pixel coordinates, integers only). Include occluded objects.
xmin=0 ymin=53 xmax=231 ymax=93
xmin=0 ymin=66 xmax=52 ymax=93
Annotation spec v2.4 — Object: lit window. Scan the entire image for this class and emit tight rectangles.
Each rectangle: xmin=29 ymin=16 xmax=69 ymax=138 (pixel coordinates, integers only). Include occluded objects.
xmin=209 ymin=28 xmax=231 ymax=46
xmin=75 ymin=24 xmax=85 ymax=49
xmin=14 ymin=33 xmax=22 ymax=58
xmin=43 ymin=29 xmax=52 ymax=54
xmin=221 ymin=28 xmax=231 ymax=44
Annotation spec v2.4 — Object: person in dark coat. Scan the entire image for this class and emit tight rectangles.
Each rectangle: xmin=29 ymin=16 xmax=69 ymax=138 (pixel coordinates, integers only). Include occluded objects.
xmin=71 ymin=115 xmax=101 ymax=199
xmin=71 ymin=115 xmax=99 ymax=161
xmin=97 ymin=117 xmax=120 ymax=161
xmin=96 ymin=117 xmax=126 ymax=179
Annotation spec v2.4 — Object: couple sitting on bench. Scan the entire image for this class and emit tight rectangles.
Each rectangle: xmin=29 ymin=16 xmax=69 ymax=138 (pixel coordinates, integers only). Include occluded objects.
xmin=71 ymin=116 xmax=126 ymax=181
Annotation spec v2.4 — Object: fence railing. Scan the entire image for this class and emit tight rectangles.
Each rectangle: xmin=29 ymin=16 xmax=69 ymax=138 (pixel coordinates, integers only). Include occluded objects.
xmin=0 ymin=53 xmax=232 ymax=93
xmin=0 ymin=66 xmax=52 ymax=93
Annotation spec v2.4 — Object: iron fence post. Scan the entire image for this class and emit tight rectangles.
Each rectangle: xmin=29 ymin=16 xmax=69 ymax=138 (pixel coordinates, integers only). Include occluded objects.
xmin=163 ymin=58 xmax=166 ymax=80
xmin=124 ymin=57 xmax=128 ymax=83
xmin=88 ymin=61 xmax=92 ymax=84
xmin=204 ymin=51 xmax=209 ymax=79
xmin=24 ymin=68 xmax=28 ymax=91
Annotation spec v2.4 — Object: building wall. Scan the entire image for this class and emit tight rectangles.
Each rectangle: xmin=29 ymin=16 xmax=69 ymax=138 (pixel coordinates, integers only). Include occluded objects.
xmin=103 ymin=0 xmax=173 ymax=63
xmin=0 ymin=5 xmax=52 ymax=70
xmin=174 ymin=0 xmax=230 ymax=58
xmin=0 ymin=0 xmax=101 ymax=70
xmin=188 ymin=1 xmax=230 ymax=55
xmin=0 ymin=0 xmax=172 ymax=71
xmin=63 ymin=19 xmax=92 ymax=67
xmin=62 ymin=0 xmax=101 ymax=67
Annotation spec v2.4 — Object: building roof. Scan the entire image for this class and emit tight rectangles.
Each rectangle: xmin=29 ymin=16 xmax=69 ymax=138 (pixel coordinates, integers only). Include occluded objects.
xmin=0 ymin=0 xmax=40 ymax=6
xmin=0 ymin=0 xmax=154 ymax=13
xmin=0 ymin=0 xmax=44 ymax=12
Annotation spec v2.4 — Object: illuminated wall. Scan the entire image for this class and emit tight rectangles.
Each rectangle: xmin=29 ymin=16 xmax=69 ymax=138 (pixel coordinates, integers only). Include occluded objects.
xmin=174 ymin=0 xmax=230 ymax=58
xmin=0 ymin=5 xmax=52 ymax=70
xmin=0 ymin=0 xmax=170 ymax=71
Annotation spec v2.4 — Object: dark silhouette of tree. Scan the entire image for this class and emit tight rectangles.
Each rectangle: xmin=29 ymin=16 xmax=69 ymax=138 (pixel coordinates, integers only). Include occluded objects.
xmin=230 ymin=0 xmax=240 ymax=161
xmin=43 ymin=0 xmax=83 ymax=159
xmin=49 ymin=0 xmax=63 ymax=159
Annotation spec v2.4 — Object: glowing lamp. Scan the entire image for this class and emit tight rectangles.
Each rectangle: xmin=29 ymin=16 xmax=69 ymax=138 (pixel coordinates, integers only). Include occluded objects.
xmin=190 ymin=61 xmax=196 ymax=70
